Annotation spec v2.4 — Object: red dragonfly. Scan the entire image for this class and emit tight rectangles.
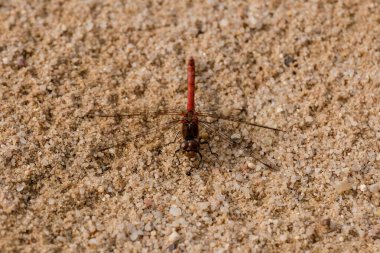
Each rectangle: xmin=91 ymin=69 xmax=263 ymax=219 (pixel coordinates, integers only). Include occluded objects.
xmin=89 ymin=57 xmax=282 ymax=175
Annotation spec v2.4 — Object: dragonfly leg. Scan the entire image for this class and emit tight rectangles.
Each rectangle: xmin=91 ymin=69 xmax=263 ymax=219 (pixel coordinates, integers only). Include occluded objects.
xmin=197 ymin=151 xmax=203 ymax=170
xmin=164 ymin=132 xmax=180 ymax=147
xmin=173 ymin=148 xmax=181 ymax=166
xmin=186 ymin=151 xmax=203 ymax=176
xmin=200 ymin=140 xmax=217 ymax=157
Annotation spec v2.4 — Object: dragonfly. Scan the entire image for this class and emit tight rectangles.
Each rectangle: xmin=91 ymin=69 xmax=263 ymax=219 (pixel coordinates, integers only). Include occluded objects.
xmin=87 ymin=57 xmax=283 ymax=175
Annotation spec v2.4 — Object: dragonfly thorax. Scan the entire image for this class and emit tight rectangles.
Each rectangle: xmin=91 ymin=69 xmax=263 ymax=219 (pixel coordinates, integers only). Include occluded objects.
xmin=180 ymin=112 xmax=200 ymax=158
xmin=181 ymin=121 xmax=199 ymax=140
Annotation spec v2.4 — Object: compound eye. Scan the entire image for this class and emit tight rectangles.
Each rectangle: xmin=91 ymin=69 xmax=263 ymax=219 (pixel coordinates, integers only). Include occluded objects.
xmin=188 ymin=141 xmax=198 ymax=150
xmin=181 ymin=142 xmax=188 ymax=150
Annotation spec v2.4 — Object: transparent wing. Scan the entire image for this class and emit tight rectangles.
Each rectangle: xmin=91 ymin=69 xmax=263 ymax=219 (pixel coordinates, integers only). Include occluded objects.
xmin=82 ymin=104 xmax=186 ymax=120
xmin=199 ymin=121 xmax=278 ymax=170
xmin=96 ymin=119 xmax=182 ymax=152
xmin=85 ymin=109 xmax=183 ymax=119
xmin=197 ymin=111 xmax=284 ymax=132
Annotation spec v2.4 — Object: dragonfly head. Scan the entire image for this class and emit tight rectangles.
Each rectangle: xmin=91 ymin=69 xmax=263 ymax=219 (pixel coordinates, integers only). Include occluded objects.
xmin=181 ymin=139 xmax=200 ymax=158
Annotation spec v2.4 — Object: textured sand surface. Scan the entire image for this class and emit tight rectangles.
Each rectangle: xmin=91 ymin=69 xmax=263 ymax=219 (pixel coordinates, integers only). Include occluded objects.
xmin=1 ymin=0 xmax=380 ymax=252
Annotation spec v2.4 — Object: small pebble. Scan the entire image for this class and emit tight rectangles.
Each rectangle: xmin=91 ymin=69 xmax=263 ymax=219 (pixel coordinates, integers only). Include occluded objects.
xmin=219 ymin=19 xmax=229 ymax=28
xmin=130 ymin=231 xmax=139 ymax=241
xmin=116 ymin=232 xmax=127 ymax=242
xmin=197 ymin=202 xmax=210 ymax=211
xmin=85 ymin=21 xmax=94 ymax=31
xmin=168 ymin=231 xmax=180 ymax=243
xmin=368 ymin=183 xmax=380 ymax=193
xmin=144 ymin=198 xmax=153 ymax=208
xmin=41 ymin=158 xmax=50 ymax=166
xmin=2 ymin=57 xmax=9 ymax=64
xmin=247 ymin=162 xmax=255 ymax=169
xmin=88 ymin=222 xmax=96 ymax=233
xmin=88 ymin=238 xmax=98 ymax=245
xmin=16 ymin=56 xmax=26 ymax=68
xmin=169 ymin=205 xmax=182 ymax=217
xmin=4 ymin=149 xmax=13 ymax=159
xmin=305 ymin=167 xmax=313 ymax=174
xmin=279 ymin=234 xmax=287 ymax=242
xmin=335 ymin=180 xmax=352 ymax=194
xmin=16 ymin=183 xmax=25 ymax=192
xmin=262 ymin=136 xmax=273 ymax=145
xmin=144 ymin=223 xmax=152 ymax=232
xmin=48 ymin=198 xmax=55 ymax=205
xmin=97 ymin=186 xmax=104 ymax=193
xmin=231 ymin=133 xmax=241 ymax=141
xmin=305 ymin=116 xmax=313 ymax=123
xmin=367 ymin=151 xmax=376 ymax=162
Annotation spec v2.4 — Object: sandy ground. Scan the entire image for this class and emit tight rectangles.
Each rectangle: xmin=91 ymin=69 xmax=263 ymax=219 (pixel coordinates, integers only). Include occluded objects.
xmin=1 ymin=0 xmax=379 ymax=252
